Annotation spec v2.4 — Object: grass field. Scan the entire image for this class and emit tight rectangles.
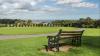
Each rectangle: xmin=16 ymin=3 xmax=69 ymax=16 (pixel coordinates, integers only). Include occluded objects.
xmin=0 ymin=27 xmax=100 ymax=36
xmin=0 ymin=27 xmax=100 ymax=56
xmin=0 ymin=27 xmax=76 ymax=35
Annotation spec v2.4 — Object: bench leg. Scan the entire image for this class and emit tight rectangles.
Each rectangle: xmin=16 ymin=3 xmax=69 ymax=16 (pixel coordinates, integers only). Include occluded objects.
xmin=48 ymin=37 xmax=53 ymax=51
xmin=72 ymin=38 xmax=76 ymax=45
xmin=48 ymin=43 xmax=53 ymax=51
xmin=76 ymin=37 xmax=81 ymax=46
xmin=79 ymin=37 xmax=82 ymax=46
xmin=44 ymin=45 xmax=48 ymax=51
xmin=56 ymin=44 xmax=59 ymax=52
xmin=44 ymin=45 xmax=53 ymax=52
xmin=55 ymin=40 xmax=59 ymax=52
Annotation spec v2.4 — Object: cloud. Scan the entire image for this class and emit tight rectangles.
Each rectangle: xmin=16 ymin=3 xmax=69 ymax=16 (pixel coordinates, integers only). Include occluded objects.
xmin=24 ymin=5 xmax=62 ymax=13
xmin=55 ymin=0 xmax=98 ymax=8
xmin=0 ymin=0 xmax=44 ymax=9
xmin=71 ymin=2 xmax=98 ymax=8
xmin=56 ymin=0 xmax=82 ymax=4
xmin=0 ymin=0 xmax=62 ymax=15
xmin=40 ymin=5 xmax=62 ymax=12
xmin=0 ymin=0 xmax=46 ymax=14
xmin=0 ymin=0 xmax=99 ymax=16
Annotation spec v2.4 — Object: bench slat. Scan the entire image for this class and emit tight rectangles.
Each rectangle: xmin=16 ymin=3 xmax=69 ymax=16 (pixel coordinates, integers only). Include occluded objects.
xmin=60 ymin=33 xmax=82 ymax=36
xmin=61 ymin=31 xmax=83 ymax=33
xmin=60 ymin=35 xmax=81 ymax=38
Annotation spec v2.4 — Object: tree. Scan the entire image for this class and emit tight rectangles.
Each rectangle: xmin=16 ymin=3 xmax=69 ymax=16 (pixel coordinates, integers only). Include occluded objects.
xmin=85 ymin=17 xmax=94 ymax=25
xmin=27 ymin=20 xmax=33 ymax=27
xmin=94 ymin=19 xmax=100 ymax=28
xmin=78 ymin=17 xmax=94 ymax=28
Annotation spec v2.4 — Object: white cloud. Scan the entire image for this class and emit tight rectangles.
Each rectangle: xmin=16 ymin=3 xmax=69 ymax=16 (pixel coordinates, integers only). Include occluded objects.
xmin=1 ymin=4 xmax=7 ymax=9
xmin=0 ymin=0 xmax=46 ymax=14
xmin=30 ymin=2 xmax=37 ymax=6
xmin=0 ymin=0 xmax=98 ymax=15
xmin=55 ymin=0 xmax=98 ymax=8
xmin=0 ymin=0 xmax=45 ymax=10
xmin=27 ymin=5 xmax=62 ymax=13
xmin=56 ymin=0 xmax=82 ymax=4
xmin=42 ymin=5 xmax=62 ymax=12
xmin=71 ymin=2 xmax=98 ymax=8
xmin=6 ymin=9 xmax=29 ymax=14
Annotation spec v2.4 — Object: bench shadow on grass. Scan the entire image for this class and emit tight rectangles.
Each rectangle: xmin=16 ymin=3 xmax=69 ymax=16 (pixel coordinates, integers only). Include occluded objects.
xmin=83 ymin=36 xmax=100 ymax=48
xmin=67 ymin=36 xmax=100 ymax=56
xmin=58 ymin=36 xmax=100 ymax=48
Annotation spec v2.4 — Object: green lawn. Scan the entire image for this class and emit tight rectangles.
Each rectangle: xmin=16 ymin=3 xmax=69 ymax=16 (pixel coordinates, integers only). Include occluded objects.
xmin=0 ymin=27 xmax=79 ymax=35
xmin=0 ymin=27 xmax=100 ymax=36
xmin=0 ymin=36 xmax=100 ymax=56
xmin=0 ymin=27 xmax=100 ymax=56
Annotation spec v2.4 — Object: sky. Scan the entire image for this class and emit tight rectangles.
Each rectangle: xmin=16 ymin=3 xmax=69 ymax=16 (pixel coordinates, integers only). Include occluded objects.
xmin=0 ymin=0 xmax=100 ymax=20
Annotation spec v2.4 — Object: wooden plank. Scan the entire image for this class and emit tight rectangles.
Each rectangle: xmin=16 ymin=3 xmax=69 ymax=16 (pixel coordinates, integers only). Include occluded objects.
xmin=61 ymin=31 xmax=83 ymax=33
xmin=60 ymin=36 xmax=79 ymax=38
xmin=60 ymin=33 xmax=82 ymax=36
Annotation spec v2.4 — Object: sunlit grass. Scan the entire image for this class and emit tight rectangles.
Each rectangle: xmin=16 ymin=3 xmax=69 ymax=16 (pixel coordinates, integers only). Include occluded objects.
xmin=0 ymin=27 xmax=78 ymax=35
xmin=0 ymin=36 xmax=100 ymax=56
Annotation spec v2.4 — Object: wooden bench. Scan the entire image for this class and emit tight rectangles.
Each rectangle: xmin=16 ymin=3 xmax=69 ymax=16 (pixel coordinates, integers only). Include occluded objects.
xmin=44 ymin=29 xmax=84 ymax=52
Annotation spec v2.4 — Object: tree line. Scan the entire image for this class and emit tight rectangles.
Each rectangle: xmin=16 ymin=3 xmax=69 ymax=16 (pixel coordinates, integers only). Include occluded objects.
xmin=52 ymin=17 xmax=100 ymax=28
xmin=0 ymin=17 xmax=100 ymax=28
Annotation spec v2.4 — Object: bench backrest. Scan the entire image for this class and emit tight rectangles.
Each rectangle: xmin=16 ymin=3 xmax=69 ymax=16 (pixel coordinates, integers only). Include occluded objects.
xmin=56 ymin=29 xmax=84 ymax=39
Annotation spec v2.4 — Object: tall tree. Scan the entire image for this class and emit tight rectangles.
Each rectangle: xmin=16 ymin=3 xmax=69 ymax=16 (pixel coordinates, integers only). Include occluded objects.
xmin=27 ymin=20 xmax=32 ymax=27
